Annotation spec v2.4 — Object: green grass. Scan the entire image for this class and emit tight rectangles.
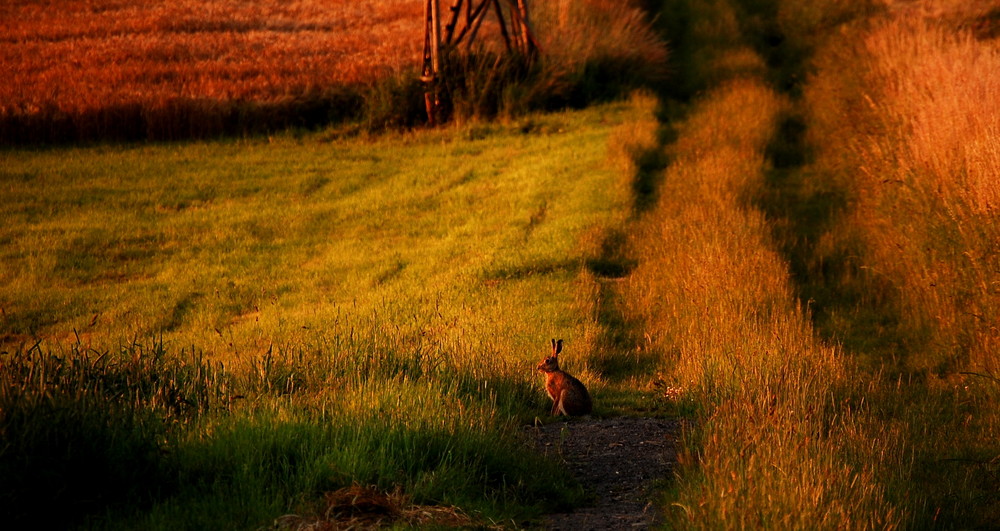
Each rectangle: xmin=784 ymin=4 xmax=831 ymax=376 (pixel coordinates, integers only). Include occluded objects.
xmin=2 ymin=114 xmax=629 ymax=353
xmin=0 ymin=97 xmax=658 ymax=528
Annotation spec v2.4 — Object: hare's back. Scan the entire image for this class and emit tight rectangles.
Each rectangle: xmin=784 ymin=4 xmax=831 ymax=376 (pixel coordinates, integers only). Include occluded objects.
xmin=561 ymin=374 xmax=592 ymax=415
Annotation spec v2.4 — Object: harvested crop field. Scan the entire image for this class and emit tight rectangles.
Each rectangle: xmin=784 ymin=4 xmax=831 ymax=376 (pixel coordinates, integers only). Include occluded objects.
xmin=1 ymin=0 xmax=422 ymax=142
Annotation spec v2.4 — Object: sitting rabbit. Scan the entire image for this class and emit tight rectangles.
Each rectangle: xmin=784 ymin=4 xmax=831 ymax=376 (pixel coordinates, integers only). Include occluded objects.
xmin=536 ymin=339 xmax=592 ymax=416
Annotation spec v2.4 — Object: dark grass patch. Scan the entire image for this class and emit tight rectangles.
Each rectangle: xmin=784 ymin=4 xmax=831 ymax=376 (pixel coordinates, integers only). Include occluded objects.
xmin=0 ymin=340 xmax=585 ymax=528
xmin=0 ymin=88 xmax=368 ymax=146
xmin=585 ymin=228 xmax=638 ymax=279
xmin=481 ymin=258 xmax=579 ymax=282
xmin=54 ymin=230 xmax=167 ymax=285
xmin=0 ymin=342 xmax=222 ymax=528
xmin=970 ymin=8 xmax=1000 ymax=40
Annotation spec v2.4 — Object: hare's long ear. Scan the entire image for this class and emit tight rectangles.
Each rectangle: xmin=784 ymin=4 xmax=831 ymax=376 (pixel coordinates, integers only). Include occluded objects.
xmin=551 ymin=338 xmax=557 ymax=355
xmin=555 ymin=339 xmax=563 ymax=355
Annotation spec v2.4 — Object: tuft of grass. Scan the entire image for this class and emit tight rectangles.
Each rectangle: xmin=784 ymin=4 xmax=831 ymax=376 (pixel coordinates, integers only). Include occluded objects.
xmin=530 ymin=0 xmax=669 ymax=109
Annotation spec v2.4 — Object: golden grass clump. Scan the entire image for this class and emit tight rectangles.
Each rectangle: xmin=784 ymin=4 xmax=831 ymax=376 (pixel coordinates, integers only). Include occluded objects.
xmin=534 ymin=0 xmax=669 ymax=81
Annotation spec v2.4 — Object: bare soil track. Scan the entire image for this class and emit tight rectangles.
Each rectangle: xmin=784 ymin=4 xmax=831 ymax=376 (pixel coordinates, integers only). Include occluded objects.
xmin=526 ymin=417 xmax=680 ymax=530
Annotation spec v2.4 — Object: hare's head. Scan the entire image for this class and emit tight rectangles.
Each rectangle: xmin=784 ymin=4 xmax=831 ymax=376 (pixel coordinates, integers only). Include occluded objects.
xmin=536 ymin=338 xmax=563 ymax=373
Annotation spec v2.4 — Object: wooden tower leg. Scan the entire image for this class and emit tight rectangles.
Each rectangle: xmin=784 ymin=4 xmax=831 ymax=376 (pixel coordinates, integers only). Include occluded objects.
xmin=421 ymin=0 xmax=442 ymax=125
xmin=420 ymin=0 xmax=537 ymax=126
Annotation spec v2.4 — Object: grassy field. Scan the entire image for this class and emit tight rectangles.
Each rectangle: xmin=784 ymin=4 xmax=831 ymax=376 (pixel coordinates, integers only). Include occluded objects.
xmin=0 ymin=95 xmax=663 ymax=528
xmin=2 ymin=0 xmax=420 ymax=94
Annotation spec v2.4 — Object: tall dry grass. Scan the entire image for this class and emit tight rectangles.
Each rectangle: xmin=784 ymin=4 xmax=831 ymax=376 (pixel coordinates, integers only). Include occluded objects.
xmin=624 ymin=72 xmax=904 ymax=528
xmin=861 ymin=17 xmax=1000 ymax=375
xmin=804 ymin=5 xmax=1000 ymax=376
xmin=616 ymin=0 xmax=907 ymax=520
xmin=608 ymin=0 xmax=936 ymax=529
xmin=786 ymin=0 xmax=1000 ymax=524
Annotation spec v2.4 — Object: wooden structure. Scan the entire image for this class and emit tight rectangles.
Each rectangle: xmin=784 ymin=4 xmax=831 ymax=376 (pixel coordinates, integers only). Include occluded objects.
xmin=421 ymin=0 xmax=538 ymax=124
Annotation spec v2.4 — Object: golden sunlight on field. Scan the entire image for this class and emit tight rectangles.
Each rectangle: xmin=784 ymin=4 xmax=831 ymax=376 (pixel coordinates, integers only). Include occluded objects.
xmin=1 ymin=0 xmax=420 ymax=117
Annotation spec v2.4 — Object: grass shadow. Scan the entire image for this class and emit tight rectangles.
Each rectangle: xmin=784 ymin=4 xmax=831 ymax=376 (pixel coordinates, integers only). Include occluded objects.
xmin=754 ymin=111 xmax=914 ymax=372
xmin=722 ymin=0 xmax=917 ymax=370
xmin=587 ymin=123 xmax=676 ymax=385
xmin=630 ymin=130 xmax=672 ymax=216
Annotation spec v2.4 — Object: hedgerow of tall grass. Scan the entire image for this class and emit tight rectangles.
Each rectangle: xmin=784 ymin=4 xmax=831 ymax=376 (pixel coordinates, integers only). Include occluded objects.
xmin=619 ymin=0 xmax=913 ymax=528
xmin=625 ymin=75 xmax=903 ymax=528
xmin=794 ymin=1 xmax=1000 ymax=524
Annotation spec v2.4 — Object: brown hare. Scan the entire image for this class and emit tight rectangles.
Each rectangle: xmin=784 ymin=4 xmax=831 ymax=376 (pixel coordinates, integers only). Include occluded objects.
xmin=537 ymin=339 xmax=592 ymax=416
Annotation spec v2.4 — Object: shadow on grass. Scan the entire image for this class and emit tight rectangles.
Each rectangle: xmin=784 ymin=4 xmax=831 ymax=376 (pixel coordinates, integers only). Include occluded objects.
xmin=731 ymin=0 xmax=917 ymax=371
xmin=580 ymin=0 xmax=711 ymax=390
xmin=585 ymin=123 xmax=673 ymax=385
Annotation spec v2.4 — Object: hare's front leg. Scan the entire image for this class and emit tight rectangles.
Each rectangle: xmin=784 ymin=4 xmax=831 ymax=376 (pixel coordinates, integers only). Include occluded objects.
xmin=550 ymin=391 xmax=563 ymax=416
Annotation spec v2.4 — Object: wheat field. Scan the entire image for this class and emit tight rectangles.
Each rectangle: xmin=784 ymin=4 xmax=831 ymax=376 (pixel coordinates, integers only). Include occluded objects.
xmin=2 ymin=0 xmax=420 ymax=111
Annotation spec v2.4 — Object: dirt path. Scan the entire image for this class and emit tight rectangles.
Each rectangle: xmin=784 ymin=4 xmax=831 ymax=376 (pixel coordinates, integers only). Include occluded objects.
xmin=525 ymin=417 xmax=680 ymax=530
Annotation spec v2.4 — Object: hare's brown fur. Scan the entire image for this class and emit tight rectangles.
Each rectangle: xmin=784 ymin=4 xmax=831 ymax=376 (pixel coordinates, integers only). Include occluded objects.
xmin=537 ymin=339 xmax=592 ymax=416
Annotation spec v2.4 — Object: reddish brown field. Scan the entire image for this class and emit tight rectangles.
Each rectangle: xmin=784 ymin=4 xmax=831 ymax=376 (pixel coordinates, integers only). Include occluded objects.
xmin=1 ymin=0 xmax=423 ymax=141
xmin=1 ymin=0 xmax=666 ymax=142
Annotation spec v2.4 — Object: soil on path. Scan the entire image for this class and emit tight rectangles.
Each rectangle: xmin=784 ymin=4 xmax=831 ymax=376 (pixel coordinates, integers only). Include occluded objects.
xmin=525 ymin=417 xmax=680 ymax=530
